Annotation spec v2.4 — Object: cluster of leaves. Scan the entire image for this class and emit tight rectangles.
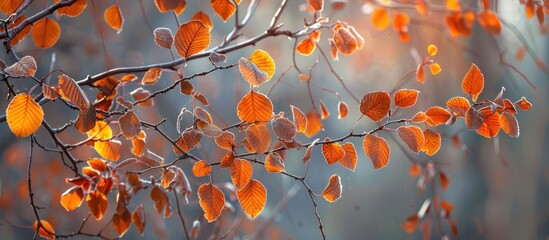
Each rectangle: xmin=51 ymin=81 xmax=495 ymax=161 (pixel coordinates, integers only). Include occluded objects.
xmin=0 ymin=0 xmax=538 ymax=239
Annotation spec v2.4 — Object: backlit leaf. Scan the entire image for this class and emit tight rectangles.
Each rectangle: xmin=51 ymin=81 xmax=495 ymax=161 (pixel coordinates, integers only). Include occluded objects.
xmin=304 ymin=110 xmax=323 ymax=137
xmin=477 ymin=10 xmax=501 ymax=35
xmin=191 ymin=11 xmax=213 ymax=30
xmin=319 ymin=100 xmax=330 ymax=119
xmin=515 ymin=97 xmax=532 ymax=111
xmin=412 ymin=111 xmax=428 ymax=123
xmin=248 ymin=49 xmax=276 ymax=80
xmin=397 ymin=125 xmax=425 ymax=153
xmin=446 ymin=96 xmax=470 ymax=117
xmin=421 ymin=129 xmax=441 ymax=156
xmin=104 ymin=4 xmax=124 ymax=33
xmin=60 ymin=187 xmax=84 ymax=211
xmin=193 ymin=160 xmax=212 ymax=177
xmin=112 ymin=208 xmax=131 ymax=237
xmin=237 ymin=90 xmax=273 ymax=123
xmin=239 ymin=58 xmax=268 ymax=87
xmin=154 ymin=0 xmax=183 ymax=12
xmin=214 ymin=131 xmax=235 ymax=150
xmin=499 ymin=112 xmax=519 ymax=137
xmin=427 ymin=44 xmax=438 ymax=56
xmin=291 ymin=105 xmax=308 ymax=133
xmin=33 ymin=220 xmax=55 ymax=240
xmin=211 ymin=0 xmax=236 ymax=22
xmin=394 ymin=89 xmax=419 ymax=108
xmin=119 ymin=111 xmax=141 ymax=139
xmin=322 ymin=174 xmax=342 ymax=202
xmin=198 ymin=183 xmax=225 ymax=222
xmin=322 ymin=137 xmax=345 ymax=165
xmin=416 ymin=64 xmax=425 ymax=83
xmin=94 ymin=140 xmax=122 ymax=161
xmin=476 ymin=107 xmax=500 ymax=138
xmin=231 ymin=158 xmax=253 ymax=190
xmin=363 ymin=135 xmax=390 ymax=169
xmin=271 ymin=117 xmax=297 ymax=141
xmin=372 ymin=8 xmax=390 ymax=30
xmin=425 ymin=106 xmax=451 ymax=126
xmin=151 ymin=185 xmax=172 ymax=218
xmin=87 ymin=191 xmax=108 ymax=220
xmin=339 ymin=142 xmax=357 ymax=171
xmin=446 ymin=0 xmax=460 ymax=11
xmin=333 ymin=27 xmax=358 ymax=55
xmin=55 ymin=0 xmax=87 ymax=17
xmin=173 ymin=128 xmax=202 ymax=154
xmin=59 ymin=74 xmax=89 ymax=109
xmin=132 ymin=204 xmax=146 ymax=236
xmin=5 ymin=16 xmax=32 ymax=45
xmin=429 ymin=63 xmax=442 ymax=75
xmin=265 ymin=152 xmax=284 ymax=173
xmin=296 ymin=38 xmax=316 ymax=56
xmin=131 ymin=88 xmax=154 ymax=106
xmin=360 ymin=91 xmax=391 ymax=122
xmin=402 ymin=214 xmax=420 ymax=233
xmin=6 ymin=93 xmax=44 ymax=138
xmin=439 ymin=171 xmax=450 ymax=191
xmin=31 ymin=18 xmax=60 ymax=48
xmin=461 ymin=63 xmax=484 ymax=102
xmin=465 ymin=107 xmax=483 ymax=130
xmin=237 ymin=179 xmax=267 ymax=219
xmin=338 ymin=101 xmax=349 ymax=119
xmin=0 ymin=0 xmax=23 ymax=14
xmin=307 ymin=0 xmax=323 ymax=11
xmin=328 ymin=38 xmax=339 ymax=61
xmin=246 ymin=124 xmax=271 ymax=154
xmin=174 ymin=20 xmax=210 ymax=58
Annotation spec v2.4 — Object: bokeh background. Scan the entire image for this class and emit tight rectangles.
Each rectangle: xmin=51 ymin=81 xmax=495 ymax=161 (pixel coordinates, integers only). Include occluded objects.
xmin=1 ymin=0 xmax=548 ymax=239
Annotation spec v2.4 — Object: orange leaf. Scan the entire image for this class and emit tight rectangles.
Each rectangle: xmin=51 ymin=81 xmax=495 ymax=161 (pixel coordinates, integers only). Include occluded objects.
xmin=173 ymin=128 xmax=202 ymax=154
xmin=477 ymin=10 xmax=501 ymax=35
xmin=33 ymin=220 xmax=55 ymax=240
xmin=5 ymin=16 xmax=32 ymax=45
xmin=87 ymin=158 xmax=108 ymax=172
xmin=214 ymin=131 xmax=235 ymax=150
xmin=476 ymin=107 xmax=501 ymax=138
xmin=231 ymin=158 xmax=253 ymax=190
xmin=131 ymin=88 xmax=154 ymax=106
xmin=60 ymin=187 xmax=84 ymax=211
xmin=322 ymin=174 xmax=342 ymax=202
xmin=220 ymin=151 xmax=235 ymax=168
xmin=515 ymin=97 xmax=532 ymax=111
xmin=291 ymin=105 xmax=308 ymax=133
xmin=193 ymin=160 xmax=212 ymax=177
xmin=439 ymin=171 xmax=450 ymax=191
xmin=322 ymin=137 xmax=345 ymax=165
xmin=174 ymin=0 xmax=187 ymax=15
xmin=94 ymin=140 xmax=121 ymax=161
xmin=307 ymin=0 xmax=324 ymax=11
xmin=372 ymin=7 xmax=390 ymax=30
xmin=360 ymin=91 xmax=391 ymax=122
xmin=119 ymin=111 xmax=141 ymax=139
xmin=526 ymin=0 xmax=535 ymax=19
xmin=465 ymin=107 xmax=483 ymax=130
xmin=31 ymin=17 xmax=60 ymax=48
xmin=113 ymin=208 xmax=131 ymax=237
xmin=446 ymin=96 xmax=470 ymax=117
xmin=296 ymin=38 xmax=316 ymax=56
xmin=427 ymin=44 xmax=438 ymax=56
xmin=309 ymin=30 xmax=321 ymax=42
xmin=6 ymin=93 xmax=44 ymax=138
xmin=248 ymin=49 xmax=276 ymax=80
xmin=416 ymin=64 xmax=425 ymax=83
xmin=271 ymin=117 xmax=297 ymax=141
xmin=153 ymin=27 xmax=174 ymax=49
xmin=304 ymin=110 xmax=323 ymax=137
xmin=363 ymin=135 xmax=390 ymax=169
xmin=409 ymin=163 xmax=422 ymax=177
xmin=55 ymin=0 xmax=87 ymax=17
xmin=444 ymin=11 xmax=475 ymax=37
xmin=191 ymin=11 xmax=213 ymax=30
xmin=446 ymin=0 xmax=460 ymax=11
xmin=430 ymin=63 xmax=442 ymax=75
xmin=338 ymin=101 xmax=349 ymax=119
xmin=151 ymin=185 xmax=172 ymax=218
xmin=411 ymin=111 xmax=428 ymax=123
xmin=425 ymin=106 xmax=451 ymax=126
xmin=87 ymin=121 xmax=112 ymax=140
xmin=333 ymin=27 xmax=358 ymax=55
xmin=265 ymin=152 xmax=285 ymax=173
xmin=402 ymin=214 xmax=420 ymax=233
xmin=319 ymin=100 xmax=330 ymax=119
xmin=59 ymin=74 xmax=90 ymax=109
xmin=461 ymin=63 xmax=484 ymax=102
xmin=246 ymin=124 xmax=272 ymax=154
xmin=132 ymin=205 xmax=146 ymax=236
xmin=180 ymin=81 xmax=194 ymax=95
xmin=339 ymin=142 xmax=357 ymax=171
xmin=86 ymin=191 xmax=108 ymax=220
xmin=421 ymin=129 xmax=441 ymax=156
xmin=237 ymin=179 xmax=267 ymax=219
xmin=348 ymin=26 xmax=365 ymax=50
xmin=174 ymin=20 xmax=210 ymax=58
xmin=392 ymin=12 xmax=410 ymax=32
xmin=394 ymin=89 xmax=419 ymax=108
xmin=210 ymin=0 xmax=236 ymax=22
xmin=154 ymin=0 xmax=184 ymax=13
xmin=397 ymin=125 xmax=425 ymax=153
xmin=104 ymin=4 xmax=124 ymax=33
xmin=0 ymin=0 xmax=23 ymax=14
xmin=328 ymin=38 xmax=339 ymax=61
xmin=198 ymin=183 xmax=225 ymax=222
xmin=237 ymin=90 xmax=273 ymax=123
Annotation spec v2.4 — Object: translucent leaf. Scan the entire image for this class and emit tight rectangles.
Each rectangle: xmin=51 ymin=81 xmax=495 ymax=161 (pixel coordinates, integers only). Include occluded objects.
xmin=193 ymin=160 xmax=212 ymax=177
xmin=6 ymin=93 xmax=44 ymax=138
xmin=291 ymin=105 xmax=308 ymax=133
xmin=271 ymin=117 xmax=297 ymax=142
xmin=154 ymin=0 xmax=184 ymax=12
xmin=248 ymin=49 xmax=276 ymax=80
xmin=239 ymin=58 xmax=268 ymax=87
xmin=86 ymin=191 xmax=108 ymax=220
xmin=425 ymin=106 xmax=451 ymax=126
xmin=322 ymin=137 xmax=345 ymax=165
xmin=393 ymin=89 xmax=419 ymax=108
xmin=231 ymin=158 xmax=253 ymax=190
xmin=237 ymin=90 xmax=273 ymax=123
xmin=363 ymin=135 xmax=390 ymax=169
xmin=339 ymin=142 xmax=357 ymax=171
xmin=132 ymin=204 xmax=146 ymax=236
xmin=397 ymin=125 xmax=425 ymax=153
xmin=174 ymin=20 xmax=210 ymax=58
xmin=338 ymin=101 xmax=349 ymax=119
xmin=119 ymin=111 xmax=141 ymax=139
xmin=210 ymin=0 xmax=236 ymax=22
xmin=4 ymin=56 xmax=37 ymax=77
xmin=296 ymin=38 xmax=316 ymax=56
xmin=112 ymin=208 xmax=131 ymax=237
xmin=265 ymin=152 xmax=284 ymax=173
xmin=60 ymin=187 xmax=84 ymax=211
xmin=446 ymin=96 xmax=470 ymax=117
xmin=150 ymin=185 xmax=172 ymax=218
xmin=304 ymin=110 xmax=323 ymax=137
xmin=322 ymin=174 xmax=342 ymax=202
xmin=33 ymin=220 xmax=55 ymax=240
xmin=372 ymin=8 xmax=390 ymax=30
xmin=31 ymin=18 xmax=60 ymax=48
xmin=461 ymin=63 xmax=484 ymax=102
xmin=104 ymin=4 xmax=124 ymax=33
xmin=191 ymin=11 xmax=213 ymax=30
xmin=237 ymin=179 xmax=267 ymax=219
xmin=477 ymin=10 xmax=501 ymax=35
xmin=360 ymin=91 xmax=391 ymax=122
xmin=421 ymin=129 xmax=441 ymax=156
xmin=198 ymin=183 xmax=225 ymax=222
xmin=333 ymin=27 xmax=357 ymax=55
xmin=214 ymin=131 xmax=235 ymax=150
xmin=55 ymin=0 xmax=87 ymax=17
xmin=59 ymin=74 xmax=90 ymax=110
xmin=246 ymin=124 xmax=271 ymax=154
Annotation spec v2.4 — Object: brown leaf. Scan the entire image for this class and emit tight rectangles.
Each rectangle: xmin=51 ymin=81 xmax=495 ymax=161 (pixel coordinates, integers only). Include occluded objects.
xmin=4 ymin=56 xmax=37 ymax=77
xmin=153 ymin=27 xmax=173 ymax=49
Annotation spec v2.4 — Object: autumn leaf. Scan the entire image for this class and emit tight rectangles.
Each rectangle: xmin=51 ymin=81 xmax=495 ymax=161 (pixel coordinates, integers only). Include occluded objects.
xmin=338 ymin=101 xmax=349 ymax=119
xmin=113 ymin=208 xmax=131 ymax=237
xmin=151 ymin=185 xmax=172 ymax=218
xmin=4 ymin=56 xmax=37 ymax=77
xmin=425 ymin=106 xmax=451 ymax=126
xmin=231 ymin=158 xmax=253 ymax=190
xmin=153 ymin=27 xmax=174 ymax=49
xmin=31 ymin=18 xmax=60 ymax=48
xmin=237 ymin=90 xmax=273 ymax=123
xmin=271 ymin=117 xmax=297 ymax=141
xmin=291 ymin=105 xmax=308 ymax=133
xmin=6 ymin=93 xmax=44 ymax=138
xmin=0 ymin=0 xmax=24 ymax=14
xmin=87 ymin=191 xmax=108 ymax=220
xmin=333 ymin=27 xmax=358 ymax=55
xmin=246 ymin=124 xmax=271 ymax=154
xmin=304 ymin=110 xmax=323 ymax=137
xmin=33 ymin=220 xmax=55 ymax=240
xmin=461 ymin=63 xmax=484 ymax=102
xmin=296 ymin=38 xmax=316 ymax=56
xmin=237 ymin=179 xmax=267 ymax=219
xmin=339 ymin=142 xmax=357 ymax=171
xmin=360 ymin=91 xmax=391 ymax=122
xmin=214 ymin=131 xmax=235 ymax=150
xmin=154 ymin=0 xmax=184 ymax=12
xmin=397 ymin=125 xmax=425 ymax=153
xmin=446 ymin=96 xmax=470 ymax=117
xmin=363 ymin=135 xmax=390 ymax=169
xmin=515 ymin=97 xmax=532 ymax=111
xmin=198 ymin=183 xmax=225 ymax=222
xmin=119 ymin=111 xmax=141 ymax=139
xmin=265 ymin=152 xmax=285 ymax=173
xmin=60 ymin=187 xmax=84 ymax=211
xmin=239 ymin=58 xmax=268 ymax=87
xmin=477 ymin=10 xmax=501 ymax=35
xmin=193 ymin=160 xmax=212 ymax=177
xmin=322 ymin=174 xmax=342 ymax=202
xmin=59 ymin=74 xmax=90 ymax=110
xmin=174 ymin=20 xmax=210 ymax=58
xmin=402 ymin=214 xmax=420 ymax=233
xmin=394 ymin=89 xmax=419 ymax=108
xmin=421 ymin=129 xmax=441 ymax=156
xmin=372 ymin=8 xmax=390 ymax=30
xmin=104 ymin=4 xmax=124 ymax=33
xmin=322 ymin=137 xmax=345 ymax=165
xmin=211 ymin=0 xmax=236 ymax=22
xmin=132 ymin=205 xmax=146 ymax=236
xmin=55 ymin=0 xmax=87 ymax=17
xmin=248 ymin=49 xmax=276 ymax=81
xmin=476 ymin=107 xmax=501 ymax=138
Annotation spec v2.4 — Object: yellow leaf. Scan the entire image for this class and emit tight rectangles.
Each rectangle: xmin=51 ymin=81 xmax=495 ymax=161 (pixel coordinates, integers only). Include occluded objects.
xmin=6 ymin=93 xmax=44 ymax=138
xmin=248 ymin=49 xmax=276 ymax=80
